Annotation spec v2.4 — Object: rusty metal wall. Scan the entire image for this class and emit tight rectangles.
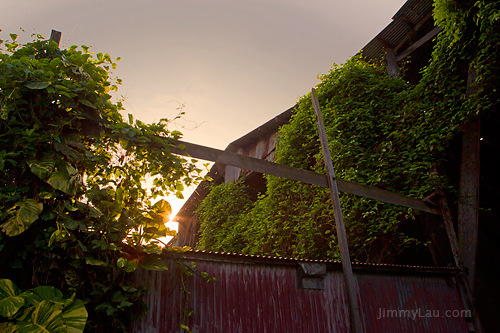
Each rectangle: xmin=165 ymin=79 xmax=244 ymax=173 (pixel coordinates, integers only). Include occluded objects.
xmin=132 ymin=252 xmax=468 ymax=333
xmin=357 ymin=273 xmax=468 ymax=332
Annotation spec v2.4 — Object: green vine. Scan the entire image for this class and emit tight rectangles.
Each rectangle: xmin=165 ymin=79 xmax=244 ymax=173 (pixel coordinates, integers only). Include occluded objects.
xmin=196 ymin=181 xmax=254 ymax=253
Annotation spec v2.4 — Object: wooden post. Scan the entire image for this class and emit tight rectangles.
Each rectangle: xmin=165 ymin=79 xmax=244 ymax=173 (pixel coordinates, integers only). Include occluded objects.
xmin=431 ymin=168 xmax=483 ymax=332
xmin=431 ymin=167 xmax=461 ymax=268
xmin=50 ymin=30 xmax=62 ymax=46
xmin=458 ymin=68 xmax=480 ymax=291
xmin=311 ymin=88 xmax=364 ymax=333
xmin=384 ymin=48 xmax=399 ymax=78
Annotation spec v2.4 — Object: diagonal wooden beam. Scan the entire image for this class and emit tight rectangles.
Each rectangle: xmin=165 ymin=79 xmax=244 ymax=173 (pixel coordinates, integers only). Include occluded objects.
xmin=311 ymin=88 xmax=363 ymax=333
xmin=165 ymin=139 xmax=441 ymax=215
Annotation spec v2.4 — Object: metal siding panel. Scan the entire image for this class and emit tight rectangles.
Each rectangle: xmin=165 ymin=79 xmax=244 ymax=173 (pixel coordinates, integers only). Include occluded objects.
xmin=242 ymin=265 xmax=252 ymax=332
xmin=255 ymin=270 xmax=264 ymax=333
xmin=357 ymin=273 xmax=468 ymax=333
xmin=283 ymin=268 xmax=296 ymax=332
xmin=132 ymin=255 xmax=468 ymax=333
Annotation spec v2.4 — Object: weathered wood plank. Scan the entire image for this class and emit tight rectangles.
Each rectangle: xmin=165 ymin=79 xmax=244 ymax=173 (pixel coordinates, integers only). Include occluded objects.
xmin=456 ymin=68 xmax=483 ymax=332
xmin=50 ymin=30 xmax=62 ymax=46
xmin=458 ymin=117 xmax=480 ymax=288
xmin=311 ymin=88 xmax=363 ymax=333
xmin=167 ymin=139 xmax=441 ymax=215
xmin=458 ymin=67 xmax=481 ymax=291
xmin=431 ymin=167 xmax=461 ymax=268
xmin=384 ymin=48 xmax=399 ymax=77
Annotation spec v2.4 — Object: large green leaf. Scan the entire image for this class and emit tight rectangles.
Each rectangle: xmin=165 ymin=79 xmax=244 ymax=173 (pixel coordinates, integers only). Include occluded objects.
xmin=17 ymin=300 xmax=67 ymax=333
xmin=29 ymin=160 xmax=56 ymax=180
xmin=116 ymin=257 xmax=138 ymax=273
xmin=85 ymin=257 xmax=108 ymax=266
xmin=54 ymin=142 xmax=83 ymax=163
xmin=47 ymin=171 xmax=75 ymax=195
xmin=31 ymin=286 xmax=64 ymax=307
xmin=25 ymin=81 xmax=51 ymax=90
xmin=78 ymin=99 xmax=96 ymax=109
xmin=1 ymin=199 xmax=43 ymax=236
xmin=0 ymin=279 xmax=25 ymax=318
xmin=148 ymin=199 xmax=172 ymax=225
xmin=152 ymin=199 xmax=172 ymax=216
xmin=139 ymin=254 xmax=169 ymax=271
xmin=0 ymin=322 xmax=18 ymax=332
xmin=62 ymin=298 xmax=87 ymax=333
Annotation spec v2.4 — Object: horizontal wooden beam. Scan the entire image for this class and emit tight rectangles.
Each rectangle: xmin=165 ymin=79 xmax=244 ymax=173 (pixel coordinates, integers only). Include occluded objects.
xmin=396 ymin=26 xmax=443 ymax=62
xmin=166 ymin=139 xmax=440 ymax=215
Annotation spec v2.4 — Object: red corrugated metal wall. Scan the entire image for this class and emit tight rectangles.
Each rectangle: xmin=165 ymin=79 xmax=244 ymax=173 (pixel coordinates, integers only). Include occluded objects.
xmin=132 ymin=253 xmax=468 ymax=333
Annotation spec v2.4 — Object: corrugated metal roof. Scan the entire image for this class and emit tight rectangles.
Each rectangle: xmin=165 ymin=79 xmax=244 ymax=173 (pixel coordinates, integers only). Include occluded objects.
xmin=184 ymin=250 xmax=458 ymax=273
xmin=132 ymin=251 xmax=468 ymax=333
xmin=360 ymin=0 xmax=435 ymax=61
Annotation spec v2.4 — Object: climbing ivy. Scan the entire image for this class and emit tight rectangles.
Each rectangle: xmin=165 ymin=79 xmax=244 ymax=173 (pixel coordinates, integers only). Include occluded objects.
xmin=0 ymin=33 xmax=202 ymax=332
xmin=196 ymin=0 xmax=499 ymax=263
xmin=196 ymin=181 xmax=254 ymax=252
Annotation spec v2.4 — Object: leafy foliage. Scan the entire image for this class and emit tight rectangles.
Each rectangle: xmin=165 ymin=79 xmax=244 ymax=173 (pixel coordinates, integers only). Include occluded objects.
xmin=0 ymin=33 xmax=202 ymax=332
xmin=0 ymin=278 xmax=88 ymax=333
xmin=195 ymin=0 xmax=499 ymax=263
xmin=196 ymin=181 xmax=253 ymax=252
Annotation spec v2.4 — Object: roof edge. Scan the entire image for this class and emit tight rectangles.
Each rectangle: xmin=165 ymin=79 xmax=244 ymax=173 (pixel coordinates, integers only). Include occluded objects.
xmin=169 ymin=249 xmax=460 ymax=275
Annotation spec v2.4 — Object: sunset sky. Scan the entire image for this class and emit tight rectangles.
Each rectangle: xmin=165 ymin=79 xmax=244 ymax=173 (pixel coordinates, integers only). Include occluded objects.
xmin=2 ymin=0 xmax=406 ymax=226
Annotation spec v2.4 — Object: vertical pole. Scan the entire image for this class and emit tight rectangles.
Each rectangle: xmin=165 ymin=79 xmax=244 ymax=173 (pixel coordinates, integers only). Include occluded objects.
xmin=311 ymin=88 xmax=363 ymax=333
xmin=458 ymin=67 xmax=480 ymax=291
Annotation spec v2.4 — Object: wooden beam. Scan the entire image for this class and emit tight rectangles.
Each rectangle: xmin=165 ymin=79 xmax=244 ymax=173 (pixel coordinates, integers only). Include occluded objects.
xmin=311 ymin=88 xmax=363 ymax=333
xmin=431 ymin=167 xmax=461 ymax=268
xmin=459 ymin=118 xmax=481 ymax=288
xmin=429 ymin=168 xmax=484 ymax=332
xmin=395 ymin=26 xmax=443 ymax=62
xmin=167 ymin=139 xmax=441 ymax=215
xmin=49 ymin=30 xmax=62 ymax=46
xmin=458 ymin=68 xmax=481 ymax=291
xmin=384 ymin=48 xmax=399 ymax=77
